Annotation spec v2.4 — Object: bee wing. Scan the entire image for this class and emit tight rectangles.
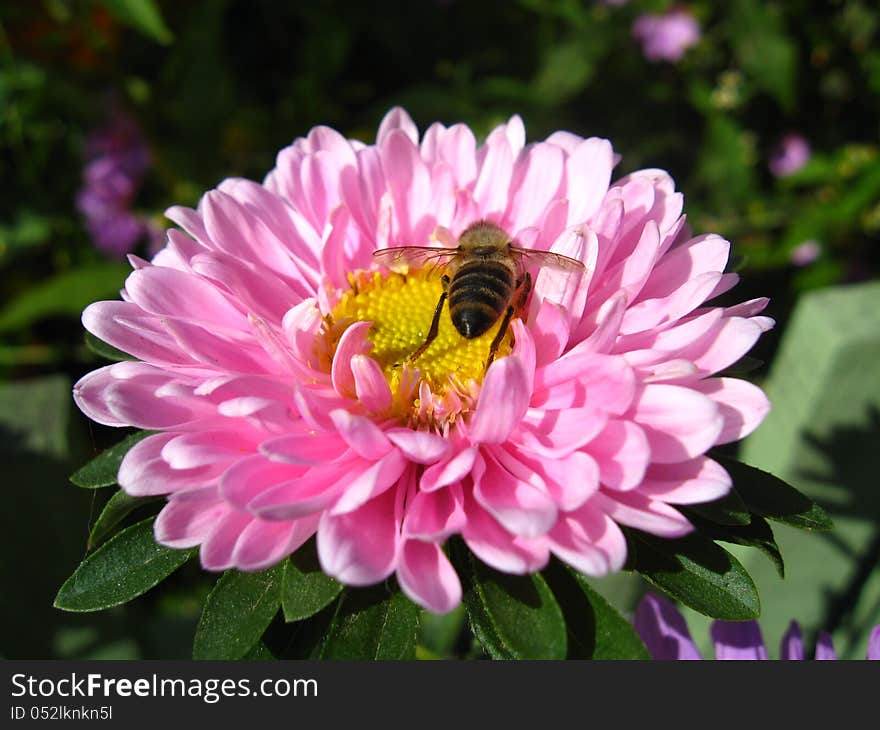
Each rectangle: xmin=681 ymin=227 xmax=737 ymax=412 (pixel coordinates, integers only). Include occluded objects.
xmin=510 ymin=246 xmax=586 ymax=273
xmin=372 ymin=245 xmax=458 ymax=269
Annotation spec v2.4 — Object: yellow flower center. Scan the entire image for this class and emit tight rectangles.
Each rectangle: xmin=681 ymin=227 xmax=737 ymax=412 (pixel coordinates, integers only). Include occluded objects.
xmin=326 ymin=266 xmax=514 ymax=419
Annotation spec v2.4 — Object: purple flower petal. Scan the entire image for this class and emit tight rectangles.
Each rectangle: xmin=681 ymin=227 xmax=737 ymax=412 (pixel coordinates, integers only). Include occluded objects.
xmin=780 ymin=621 xmax=805 ymax=660
xmin=711 ymin=621 xmax=768 ymax=660
xmin=814 ymin=631 xmax=837 ymax=660
xmin=633 ymin=593 xmax=702 ymax=660
xmin=867 ymin=625 xmax=880 ymax=660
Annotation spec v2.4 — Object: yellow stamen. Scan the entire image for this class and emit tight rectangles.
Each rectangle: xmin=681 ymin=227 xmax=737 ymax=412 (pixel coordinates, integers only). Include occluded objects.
xmin=327 ymin=267 xmax=514 ymax=404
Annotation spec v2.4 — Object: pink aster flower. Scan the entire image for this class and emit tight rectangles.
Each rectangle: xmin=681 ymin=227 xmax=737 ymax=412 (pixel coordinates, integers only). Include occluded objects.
xmin=73 ymin=108 xmax=773 ymax=614
xmin=635 ymin=593 xmax=880 ymax=660
xmin=769 ymin=133 xmax=811 ymax=177
xmin=790 ymin=240 xmax=821 ymax=267
xmin=632 ymin=8 xmax=701 ymax=63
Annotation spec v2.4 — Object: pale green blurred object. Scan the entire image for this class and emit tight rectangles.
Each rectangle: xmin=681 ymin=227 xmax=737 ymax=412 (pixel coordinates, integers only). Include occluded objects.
xmin=687 ymin=281 xmax=880 ymax=658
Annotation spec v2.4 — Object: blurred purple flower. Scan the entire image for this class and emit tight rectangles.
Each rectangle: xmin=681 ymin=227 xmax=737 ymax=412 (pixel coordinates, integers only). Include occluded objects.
xmin=632 ymin=8 xmax=701 ymax=63
xmin=769 ymin=133 xmax=811 ymax=177
xmin=790 ymin=240 xmax=821 ymax=266
xmin=634 ymin=593 xmax=880 ymax=660
xmin=76 ymin=108 xmax=154 ymax=258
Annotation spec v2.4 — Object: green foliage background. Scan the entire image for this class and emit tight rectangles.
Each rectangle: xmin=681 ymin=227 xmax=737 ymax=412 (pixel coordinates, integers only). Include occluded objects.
xmin=1 ymin=0 xmax=878 ymax=659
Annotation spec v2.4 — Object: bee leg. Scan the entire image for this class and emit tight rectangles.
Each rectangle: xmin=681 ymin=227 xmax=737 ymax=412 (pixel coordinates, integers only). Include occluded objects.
xmin=410 ymin=276 xmax=450 ymax=362
xmin=516 ymin=271 xmax=532 ymax=309
xmin=485 ymin=304 xmax=515 ymax=373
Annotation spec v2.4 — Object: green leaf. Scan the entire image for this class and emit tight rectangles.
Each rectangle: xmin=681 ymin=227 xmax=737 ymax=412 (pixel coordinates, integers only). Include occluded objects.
xmin=729 ymin=0 xmax=796 ymax=110
xmin=54 ymin=517 xmax=194 ymax=612
xmin=193 ymin=565 xmax=283 ymax=660
xmin=70 ymin=431 xmax=155 ymax=489
xmin=542 ymin=560 xmax=649 ymax=659
xmin=689 ymin=514 xmax=785 ymax=578
xmin=460 ymin=548 xmax=567 ymax=659
xmin=685 ymin=488 xmax=752 ymax=527
xmin=85 ymin=332 xmax=135 ymax=362
xmin=716 ymin=456 xmax=833 ymax=531
xmin=0 ymin=264 xmax=129 ymax=333
xmin=418 ymin=605 xmax=466 ymax=658
xmin=281 ymin=541 xmax=343 ymax=622
xmin=242 ymin=641 xmax=276 ymax=660
xmin=87 ymin=490 xmax=162 ymax=549
xmin=319 ymin=586 xmax=420 ymax=659
xmin=626 ymin=529 xmax=761 ymax=621
xmin=99 ymin=0 xmax=174 ymax=44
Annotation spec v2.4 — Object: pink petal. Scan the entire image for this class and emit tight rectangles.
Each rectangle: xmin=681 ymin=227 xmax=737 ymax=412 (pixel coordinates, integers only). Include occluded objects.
xmin=258 ymin=432 xmax=349 ymax=465
xmin=330 ymin=322 xmax=372 ymax=398
xmin=472 ymin=450 xmax=558 ymax=538
xmin=639 ymin=457 xmax=732 ymax=504
xmin=513 ymin=448 xmax=600 ymax=512
xmin=515 ymin=404 xmax=608 ymax=458
xmin=403 ymin=483 xmax=466 ymax=540
xmin=82 ymin=301 xmax=191 ymax=365
xmin=529 ymin=298 xmax=570 ymax=367
xmin=585 ymin=418 xmax=650 ymax=490
xmin=685 ymin=317 xmax=763 ymax=377
xmin=473 ymin=126 xmax=514 ymax=219
xmin=594 ymin=489 xmax=693 ymax=537
xmin=329 ymin=409 xmax=393 ymax=460
xmin=231 ymin=515 xmax=319 ymax=572
xmin=317 ymin=487 xmax=400 ymax=585
xmin=547 ymin=500 xmax=627 ymax=575
xmin=691 ymin=377 xmax=771 ymax=444
xmin=462 ymin=495 xmax=550 ymax=574
xmin=124 ymin=265 xmax=247 ymax=329
xmin=351 ymin=354 xmax=393 ymax=414
xmin=397 ymin=540 xmax=462 ymax=614
xmin=381 ymin=128 xmax=433 ymax=243
xmin=219 ymin=455 xmax=308 ymax=510
xmin=505 ymin=142 xmax=565 ymax=233
xmin=470 ymin=322 xmax=534 ymax=444
xmin=200 ymin=510 xmax=253 ymax=570
xmin=161 ymin=430 xmax=258 ymax=469
xmin=119 ymin=432 xmax=224 ymax=496
xmin=377 ymin=106 xmax=419 ymax=145
xmin=154 ymin=490 xmax=228 ymax=548
xmin=566 ymin=138 xmax=614 ymax=224
xmin=329 ymin=449 xmax=407 ymax=515
xmin=630 ymin=384 xmax=723 ymax=463
xmin=244 ymin=462 xmax=353 ymax=520
xmin=386 ymin=428 xmax=449 ymax=464
xmin=420 ymin=446 xmax=478 ymax=492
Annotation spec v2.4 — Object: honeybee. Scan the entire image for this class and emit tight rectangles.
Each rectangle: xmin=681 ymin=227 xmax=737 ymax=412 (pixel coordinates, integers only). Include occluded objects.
xmin=372 ymin=220 xmax=585 ymax=370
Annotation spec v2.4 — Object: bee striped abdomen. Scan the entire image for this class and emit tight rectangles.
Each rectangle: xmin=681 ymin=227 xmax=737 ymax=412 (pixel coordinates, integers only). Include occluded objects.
xmin=448 ymin=261 xmax=515 ymax=339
